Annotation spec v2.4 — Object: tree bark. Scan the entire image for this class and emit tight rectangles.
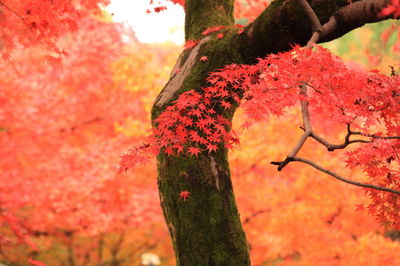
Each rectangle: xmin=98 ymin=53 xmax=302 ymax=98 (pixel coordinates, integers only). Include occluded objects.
xmin=151 ymin=0 xmax=394 ymax=265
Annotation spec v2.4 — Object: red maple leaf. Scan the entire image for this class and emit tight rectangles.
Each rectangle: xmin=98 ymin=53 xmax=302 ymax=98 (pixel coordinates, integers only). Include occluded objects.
xmin=184 ymin=40 xmax=199 ymax=50
xmin=29 ymin=258 xmax=46 ymax=266
xmin=164 ymin=146 xmax=174 ymax=156
xmin=187 ymin=147 xmax=201 ymax=157
xmin=174 ymin=144 xmax=184 ymax=154
xmin=179 ymin=190 xmax=191 ymax=201
xmin=206 ymin=143 xmax=218 ymax=153
xmin=355 ymin=204 xmax=365 ymax=212
xmin=221 ymin=100 xmax=232 ymax=109
xmin=154 ymin=6 xmax=167 ymax=12
xmin=381 ymin=0 xmax=400 ymax=18
xmin=202 ymin=26 xmax=226 ymax=35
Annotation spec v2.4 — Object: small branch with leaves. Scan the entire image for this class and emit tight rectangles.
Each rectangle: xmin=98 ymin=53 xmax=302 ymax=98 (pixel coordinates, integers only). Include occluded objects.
xmin=271 ymin=0 xmax=400 ymax=197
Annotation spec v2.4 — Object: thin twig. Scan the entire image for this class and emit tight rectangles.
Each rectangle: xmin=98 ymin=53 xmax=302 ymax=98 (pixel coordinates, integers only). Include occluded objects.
xmin=351 ymin=131 xmax=400 ymax=140
xmin=304 ymin=123 xmax=400 ymax=152
xmin=300 ymin=85 xmax=312 ymax=132
xmin=0 ymin=246 xmax=12 ymax=264
xmin=59 ymin=117 xmax=103 ymax=133
xmin=392 ymin=146 xmax=400 ymax=161
xmin=301 ymin=81 xmax=323 ymax=94
xmin=308 ymin=124 xmax=371 ymax=151
xmin=276 ymin=85 xmax=311 ymax=171
xmin=295 ymin=0 xmax=323 ymax=45
xmin=0 ymin=1 xmax=31 ymax=29
xmin=290 ymin=156 xmax=400 ymax=196
xmin=242 ymin=209 xmax=271 ymax=225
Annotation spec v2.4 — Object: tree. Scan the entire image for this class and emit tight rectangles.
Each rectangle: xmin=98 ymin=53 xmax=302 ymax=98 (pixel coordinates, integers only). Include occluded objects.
xmin=2 ymin=0 xmax=400 ymax=265
xmin=143 ymin=0 xmax=400 ymax=265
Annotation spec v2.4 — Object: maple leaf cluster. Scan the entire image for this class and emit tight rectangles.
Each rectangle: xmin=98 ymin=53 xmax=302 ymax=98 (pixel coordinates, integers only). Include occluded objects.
xmin=151 ymin=86 xmax=242 ymax=156
xmin=211 ymin=45 xmax=400 ymax=228
xmin=140 ymin=44 xmax=400 ymax=229
xmin=382 ymin=0 xmax=400 ymax=18
xmin=0 ymin=0 xmax=111 ymax=57
xmin=218 ymin=46 xmax=400 ymax=124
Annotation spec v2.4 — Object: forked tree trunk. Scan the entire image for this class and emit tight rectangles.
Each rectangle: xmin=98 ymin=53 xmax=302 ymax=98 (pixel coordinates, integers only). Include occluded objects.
xmin=151 ymin=0 xmax=392 ymax=264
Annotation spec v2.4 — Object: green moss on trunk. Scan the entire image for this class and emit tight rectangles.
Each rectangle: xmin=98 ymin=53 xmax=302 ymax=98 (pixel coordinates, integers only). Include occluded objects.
xmin=157 ymin=149 xmax=250 ymax=265
xmin=152 ymin=32 xmax=251 ymax=265
xmin=185 ymin=0 xmax=234 ymax=41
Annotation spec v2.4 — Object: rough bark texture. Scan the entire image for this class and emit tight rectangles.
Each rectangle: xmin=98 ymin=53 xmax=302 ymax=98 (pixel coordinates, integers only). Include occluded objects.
xmin=151 ymin=0 xmax=394 ymax=265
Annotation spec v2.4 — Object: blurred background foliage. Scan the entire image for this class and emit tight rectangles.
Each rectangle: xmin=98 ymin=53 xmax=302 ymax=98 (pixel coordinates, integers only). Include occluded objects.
xmin=1 ymin=6 xmax=400 ymax=266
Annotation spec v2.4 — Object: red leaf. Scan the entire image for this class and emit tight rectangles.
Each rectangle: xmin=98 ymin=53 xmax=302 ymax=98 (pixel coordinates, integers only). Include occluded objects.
xmin=206 ymin=143 xmax=218 ymax=153
xmin=187 ymin=147 xmax=201 ymax=157
xmin=202 ymin=26 xmax=225 ymax=35
xmin=29 ymin=258 xmax=46 ymax=266
xmin=221 ymin=100 xmax=232 ymax=109
xmin=184 ymin=40 xmax=199 ymax=50
xmin=179 ymin=191 xmax=190 ymax=201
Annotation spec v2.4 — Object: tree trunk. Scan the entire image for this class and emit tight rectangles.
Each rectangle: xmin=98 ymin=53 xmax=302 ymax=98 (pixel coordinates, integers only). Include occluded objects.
xmin=151 ymin=0 xmax=392 ymax=265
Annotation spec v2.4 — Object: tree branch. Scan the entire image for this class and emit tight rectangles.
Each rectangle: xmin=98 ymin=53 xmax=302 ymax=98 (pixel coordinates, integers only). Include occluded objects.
xmin=351 ymin=131 xmax=400 ymax=140
xmin=242 ymin=209 xmax=270 ymax=225
xmin=238 ymin=0 xmax=396 ymax=61
xmin=291 ymin=156 xmax=400 ymax=196
xmin=270 ymin=1 xmax=400 ymax=199
xmin=307 ymin=123 xmax=400 ymax=152
xmin=295 ymin=0 xmax=323 ymax=44
xmin=274 ymin=0 xmax=319 ymax=171
xmin=0 ymin=246 xmax=12 ymax=265
xmin=276 ymin=85 xmax=312 ymax=171
xmin=0 ymin=1 xmax=31 ymax=29
xmin=59 ymin=117 xmax=103 ymax=133
xmin=308 ymin=124 xmax=371 ymax=151
xmin=321 ymin=0 xmax=393 ymax=42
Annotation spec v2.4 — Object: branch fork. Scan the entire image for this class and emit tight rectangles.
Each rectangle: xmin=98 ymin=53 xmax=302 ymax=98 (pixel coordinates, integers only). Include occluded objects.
xmin=270 ymin=0 xmax=400 ymax=196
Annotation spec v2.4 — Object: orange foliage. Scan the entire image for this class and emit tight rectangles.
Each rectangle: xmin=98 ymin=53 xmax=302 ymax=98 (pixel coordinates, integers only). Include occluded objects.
xmin=0 ymin=14 xmax=178 ymax=265
xmin=1 ymin=1 xmax=400 ymax=265
xmin=231 ymin=109 xmax=400 ymax=265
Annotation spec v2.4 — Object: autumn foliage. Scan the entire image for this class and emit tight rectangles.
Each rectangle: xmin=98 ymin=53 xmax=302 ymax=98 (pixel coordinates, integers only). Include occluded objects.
xmin=0 ymin=2 xmax=171 ymax=263
xmin=129 ymin=41 xmax=400 ymax=229
xmin=2 ymin=0 xmax=400 ymax=265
